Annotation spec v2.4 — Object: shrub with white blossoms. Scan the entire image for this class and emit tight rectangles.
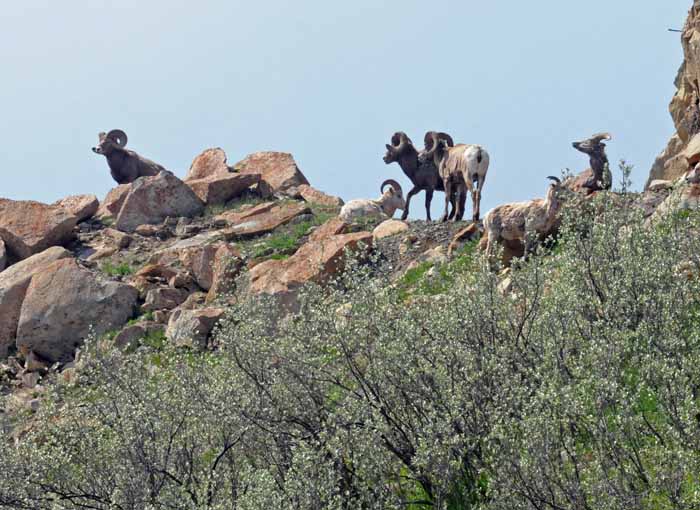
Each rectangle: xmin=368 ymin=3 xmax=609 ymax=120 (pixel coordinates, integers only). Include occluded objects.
xmin=2 ymin=188 xmax=700 ymax=509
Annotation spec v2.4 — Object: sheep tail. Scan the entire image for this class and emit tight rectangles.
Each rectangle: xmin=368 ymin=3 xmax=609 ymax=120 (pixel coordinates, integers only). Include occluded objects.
xmin=477 ymin=147 xmax=483 ymax=164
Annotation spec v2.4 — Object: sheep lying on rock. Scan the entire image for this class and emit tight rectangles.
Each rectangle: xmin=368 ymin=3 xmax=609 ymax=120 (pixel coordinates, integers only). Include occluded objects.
xmin=92 ymin=129 xmax=166 ymax=184
xmin=339 ymin=180 xmax=406 ymax=222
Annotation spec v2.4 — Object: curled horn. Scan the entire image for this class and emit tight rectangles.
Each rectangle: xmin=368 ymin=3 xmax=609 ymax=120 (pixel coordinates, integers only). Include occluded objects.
xmin=547 ymin=175 xmax=562 ymax=184
xmin=436 ymin=132 xmax=454 ymax=147
xmin=381 ymin=179 xmax=403 ymax=195
xmin=423 ymin=131 xmax=441 ymax=157
xmin=107 ymin=129 xmax=128 ymax=147
xmin=589 ymin=132 xmax=612 ymax=144
xmin=390 ymin=132 xmax=411 ymax=152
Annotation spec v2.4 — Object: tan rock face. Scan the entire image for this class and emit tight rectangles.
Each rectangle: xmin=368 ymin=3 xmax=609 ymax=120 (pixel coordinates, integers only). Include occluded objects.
xmin=178 ymin=244 xmax=220 ymax=290
xmin=648 ymin=5 xmax=700 ymax=186
xmin=233 ymin=152 xmax=309 ymax=195
xmin=115 ymin=171 xmax=204 ymax=232
xmin=206 ymin=244 xmax=244 ymax=303
xmin=373 ymin=219 xmax=409 ymax=240
xmin=16 ymin=258 xmax=138 ymax=362
xmin=650 ymin=182 xmax=700 ymax=221
xmin=0 ymin=199 xmax=77 ymax=261
xmin=249 ymin=231 xmax=373 ymax=296
xmin=186 ymin=173 xmax=260 ymax=205
xmin=142 ymin=287 xmax=189 ymax=312
xmin=0 ymin=239 xmax=6 ymax=273
xmin=166 ymin=308 xmax=225 ymax=348
xmin=296 ymin=184 xmax=344 ymax=208
xmin=97 ymin=184 xmax=131 ymax=220
xmin=185 ymin=148 xmax=230 ymax=181
xmin=309 ymin=217 xmax=349 ymax=242
xmin=216 ymin=201 xmax=311 ymax=238
xmin=53 ymin=194 xmax=99 ymax=223
xmin=0 ymin=247 xmax=72 ymax=358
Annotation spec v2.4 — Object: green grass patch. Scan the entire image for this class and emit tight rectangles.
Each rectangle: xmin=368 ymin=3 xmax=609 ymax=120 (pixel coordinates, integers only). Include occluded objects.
xmin=396 ymin=240 xmax=479 ymax=300
xmin=100 ymin=261 xmax=134 ymax=277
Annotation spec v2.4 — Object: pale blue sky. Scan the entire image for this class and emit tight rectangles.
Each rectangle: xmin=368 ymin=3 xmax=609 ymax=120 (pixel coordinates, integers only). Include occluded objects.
xmin=0 ymin=1 xmax=690 ymax=217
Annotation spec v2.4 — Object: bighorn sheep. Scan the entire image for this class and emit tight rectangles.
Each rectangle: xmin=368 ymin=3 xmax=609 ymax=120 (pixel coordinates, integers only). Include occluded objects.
xmin=572 ymin=133 xmax=612 ymax=192
xmin=92 ymin=129 xmax=166 ymax=184
xmin=383 ymin=131 xmax=457 ymax=221
xmin=339 ymin=180 xmax=405 ymax=222
xmin=483 ymin=176 xmax=564 ymax=263
xmin=419 ymin=132 xmax=490 ymax=222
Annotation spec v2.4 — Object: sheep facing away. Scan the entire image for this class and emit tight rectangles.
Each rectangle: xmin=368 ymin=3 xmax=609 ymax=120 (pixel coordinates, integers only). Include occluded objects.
xmin=420 ymin=132 xmax=490 ymax=222
xmin=339 ymin=180 xmax=406 ymax=222
xmin=483 ymin=176 xmax=564 ymax=265
xmin=383 ymin=131 xmax=458 ymax=221
xmin=92 ymin=129 xmax=167 ymax=184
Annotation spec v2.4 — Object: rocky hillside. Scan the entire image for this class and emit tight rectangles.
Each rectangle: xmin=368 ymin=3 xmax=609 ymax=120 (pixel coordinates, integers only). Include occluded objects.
xmin=2 ymin=0 xmax=700 ymax=428
xmin=648 ymin=0 xmax=700 ymax=185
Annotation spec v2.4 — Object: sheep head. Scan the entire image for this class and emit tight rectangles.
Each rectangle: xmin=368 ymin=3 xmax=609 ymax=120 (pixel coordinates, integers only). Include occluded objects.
xmin=383 ymin=132 xmax=413 ymax=164
xmin=572 ymin=133 xmax=611 ymax=155
xmin=418 ymin=131 xmax=454 ymax=164
xmin=92 ymin=129 xmax=128 ymax=156
xmin=380 ymin=179 xmax=406 ymax=213
xmin=686 ymin=162 xmax=700 ymax=184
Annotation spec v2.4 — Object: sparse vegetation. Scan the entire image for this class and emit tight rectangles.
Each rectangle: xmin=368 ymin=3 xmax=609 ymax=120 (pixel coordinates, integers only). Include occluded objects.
xmin=4 ymin=193 xmax=700 ymax=509
xmin=99 ymin=260 xmax=134 ymax=277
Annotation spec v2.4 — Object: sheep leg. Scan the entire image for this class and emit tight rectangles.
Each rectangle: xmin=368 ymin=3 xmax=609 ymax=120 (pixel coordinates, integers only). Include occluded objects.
xmin=448 ymin=190 xmax=457 ymax=220
xmin=485 ymin=228 xmax=500 ymax=270
xmin=440 ymin=179 xmax=452 ymax=222
xmin=454 ymin=188 xmax=466 ymax=221
xmin=473 ymin=175 xmax=485 ymax=222
xmin=401 ymin=186 xmax=420 ymax=221
xmin=424 ymin=188 xmax=434 ymax=222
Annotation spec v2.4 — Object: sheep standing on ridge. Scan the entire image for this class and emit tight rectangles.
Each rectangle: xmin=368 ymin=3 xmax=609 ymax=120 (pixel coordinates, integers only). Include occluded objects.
xmin=483 ymin=176 xmax=564 ymax=265
xmin=383 ymin=131 xmax=457 ymax=221
xmin=92 ymin=129 xmax=166 ymax=184
xmin=572 ymin=133 xmax=612 ymax=193
xmin=419 ymin=132 xmax=490 ymax=222
xmin=339 ymin=180 xmax=406 ymax=222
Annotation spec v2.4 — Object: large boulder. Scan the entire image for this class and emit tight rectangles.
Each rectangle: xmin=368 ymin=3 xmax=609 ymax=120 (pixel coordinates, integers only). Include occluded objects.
xmin=0 ymin=199 xmax=77 ymax=261
xmin=53 ymin=194 xmax=99 ymax=223
xmin=233 ymin=152 xmax=309 ymax=195
xmin=186 ymin=173 xmax=260 ymax=205
xmin=16 ymin=258 xmax=138 ymax=362
xmin=295 ymin=184 xmax=344 ymax=208
xmin=185 ymin=148 xmax=230 ymax=181
xmin=166 ymin=308 xmax=225 ymax=348
xmin=96 ymin=184 xmax=131 ymax=220
xmin=373 ymin=219 xmax=409 ymax=240
xmin=249 ymin=231 xmax=372 ymax=296
xmin=309 ymin=217 xmax=349 ymax=242
xmin=142 ymin=287 xmax=189 ymax=312
xmin=216 ymin=201 xmax=311 ymax=238
xmin=115 ymin=171 xmax=204 ymax=232
xmin=0 ymin=247 xmax=72 ymax=358
xmin=649 ymin=182 xmax=700 ymax=222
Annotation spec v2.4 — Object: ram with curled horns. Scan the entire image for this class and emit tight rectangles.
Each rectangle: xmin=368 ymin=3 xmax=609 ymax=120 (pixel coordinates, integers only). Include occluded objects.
xmin=92 ymin=129 xmax=167 ymax=184
xmin=419 ymin=132 xmax=490 ymax=222
xmin=383 ymin=131 xmax=459 ymax=221
xmin=339 ymin=179 xmax=406 ymax=222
